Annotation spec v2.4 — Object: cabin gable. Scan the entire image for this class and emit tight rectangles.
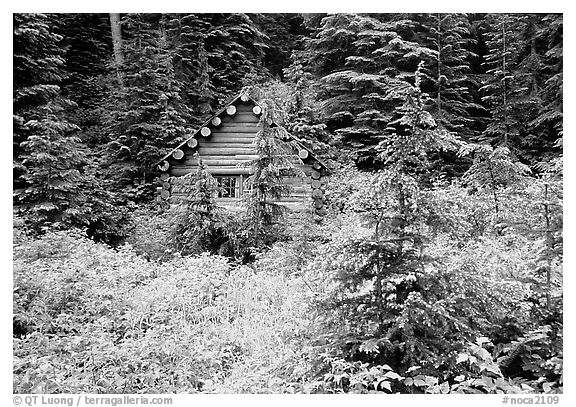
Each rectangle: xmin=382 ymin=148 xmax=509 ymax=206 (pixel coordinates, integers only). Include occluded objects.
xmin=171 ymin=100 xmax=260 ymax=177
xmin=157 ymin=94 xmax=329 ymax=215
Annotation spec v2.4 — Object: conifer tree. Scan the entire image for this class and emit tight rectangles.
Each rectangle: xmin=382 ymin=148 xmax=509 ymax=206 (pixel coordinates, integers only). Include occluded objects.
xmin=13 ymin=13 xmax=89 ymax=231
xmin=249 ymin=13 xmax=308 ymax=79
xmin=460 ymin=144 xmax=530 ymax=219
xmin=270 ymin=60 xmax=330 ymax=153
xmin=242 ymin=96 xmax=304 ymax=249
xmin=164 ymin=13 xmax=269 ymax=122
xmin=500 ymin=14 xmax=550 ymax=164
xmin=305 ymin=14 xmax=436 ymax=167
xmin=14 ymin=13 xmax=67 ymax=180
xmin=320 ymin=67 xmax=463 ymax=371
xmin=55 ymin=13 xmax=113 ymax=149
xmin=378 ymin=62 xmax=458 ymax=216
xmin=418 ymin=13 xmax=484 ymax=139
xmin=164 ymin=13 xmax=216 ymax=125
xmin=462 ymin=13 xmax=563 ymax=167
xmin=202 ymin=13 xmax=269 ymax=100
xmin=519 ymin=14 xmax=563 ymax=166
xmin=170 ymin=159 xmax=224 ymax=255
xmin=105 ymin=13 xmax=193 ymax=201
xmin=479 ymin=14 xmax=525 ymax=150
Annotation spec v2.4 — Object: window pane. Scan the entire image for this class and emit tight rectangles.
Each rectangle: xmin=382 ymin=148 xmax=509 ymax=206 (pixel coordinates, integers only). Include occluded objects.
xmin=231 ymin=178 xmax=237 ymax=196
xmin=215 ymin=176 xmax=238 ymax=198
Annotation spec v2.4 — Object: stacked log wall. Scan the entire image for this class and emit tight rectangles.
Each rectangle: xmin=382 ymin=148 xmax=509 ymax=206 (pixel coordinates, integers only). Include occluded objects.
xmin=157 ymin=100 xmax=328 ymax=214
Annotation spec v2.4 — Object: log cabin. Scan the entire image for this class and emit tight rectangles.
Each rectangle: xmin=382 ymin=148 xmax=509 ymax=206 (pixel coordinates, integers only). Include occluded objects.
xmin=156 ymin=93 xmax=329 ymax=216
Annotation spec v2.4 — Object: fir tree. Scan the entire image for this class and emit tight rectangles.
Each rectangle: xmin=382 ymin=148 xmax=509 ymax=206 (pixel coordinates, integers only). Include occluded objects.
xmin=249 ymin=13 xmax=308 ymax=79
xmin=477 ymin=14 xmax=562 ymax=169
xmin=56 ymin=13 xmax=113 ymax=149
xmin=165 ymin=13 xmax=269 ymax=120
xmin=164 ymin=13 xmax=216 ymax=125
xmin=259 ymin=61 xmax=330 ymax=154
xmin=521 ymin=14 xmax=563 ymax=166
xmin=319 ymin=67 xmax=464 ymax=372
xmin=14 ymin=13 xmax=68 ymax=182
xmin=105 ymin=13 xmax=193 ymax=202
xmin=13 ymin=13 xmax=88 ymax=231
xmin=242 ymin=96 xmax=304 ymax=250
xmin=418 ymin=13 xmax=484 ymax=139
xmin=479 ymin=14 xmax=525 ymax=150
xmin=460 ymin=143 xmax=530 ymax=218
xmin=203 ymin=13 xmax=269 ymax=100
xmin=378 ymin=62 xmax=458 ymax=215
xmin=170 ymin=159 xmax=225 ymax=255
xmin=305 ymin=14 xmax=436 ymax=167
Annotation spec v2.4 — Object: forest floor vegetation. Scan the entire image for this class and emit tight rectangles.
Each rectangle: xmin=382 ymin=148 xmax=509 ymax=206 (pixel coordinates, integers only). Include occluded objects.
xmin=13 ymin=180 xmax=562 ymax=394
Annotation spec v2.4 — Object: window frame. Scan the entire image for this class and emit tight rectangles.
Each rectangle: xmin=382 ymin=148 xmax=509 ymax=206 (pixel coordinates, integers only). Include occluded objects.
xmin=214 ymin=175 xmax=252 ymax=199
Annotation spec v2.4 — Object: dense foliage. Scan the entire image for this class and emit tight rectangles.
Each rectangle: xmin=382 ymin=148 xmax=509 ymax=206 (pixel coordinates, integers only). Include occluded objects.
xmin=13 ymin=13 xmax=562 ymax=394
xmin=13 ymin=175 xmax=562 ymax=393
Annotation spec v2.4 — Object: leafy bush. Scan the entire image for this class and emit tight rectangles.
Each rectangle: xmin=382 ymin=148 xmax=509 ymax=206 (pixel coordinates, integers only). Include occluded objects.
xmin=496 ymin=325 xmax=563 ymax=393
xmin=123 ymin=206 xmax=173 ymax=260
xmin=419 ymin=180 xmax=493 ymax=239
xmin=13 ymin=228 xmax=316 ymax=393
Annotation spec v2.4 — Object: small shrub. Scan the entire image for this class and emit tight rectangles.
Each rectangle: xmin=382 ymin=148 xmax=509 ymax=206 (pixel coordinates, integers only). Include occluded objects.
xmin=123 ymin=207 xmax=173 ymax=260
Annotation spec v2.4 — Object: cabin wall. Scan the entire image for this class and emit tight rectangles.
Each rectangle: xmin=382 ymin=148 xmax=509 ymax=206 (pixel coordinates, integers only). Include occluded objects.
xmin=157 ymin=99 xmax=328 ymax=216
xmin=170 ymin=101 xmax=260 ymax=176
xmin=165 ymin=167 xmax=323 ymax=213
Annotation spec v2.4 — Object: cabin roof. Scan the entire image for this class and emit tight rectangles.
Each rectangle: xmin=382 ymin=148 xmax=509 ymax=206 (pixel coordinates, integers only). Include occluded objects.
xmin=157 ymin=91 xmax=329 ymax=171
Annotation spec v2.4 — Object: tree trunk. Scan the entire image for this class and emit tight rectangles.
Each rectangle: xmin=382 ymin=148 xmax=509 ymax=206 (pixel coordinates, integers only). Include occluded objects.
xmin=436 ymin=14 xmax=443 ymax=122
xmin=502 ymin=18 xmax=508 ymax=145
xmin=488 ymin=162 xmax=500 ymax=219
xmin=374 ymin=208 xmax=386 ymax=334
xmin=543 ymin=182 xmax=552 ymax=310
xmin=109 ymin=13 xmax=124 ymax=88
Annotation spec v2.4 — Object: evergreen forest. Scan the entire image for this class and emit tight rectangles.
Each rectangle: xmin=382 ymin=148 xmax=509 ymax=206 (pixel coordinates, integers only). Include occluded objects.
xmin=13 ymin=13 xmax=563 ymax=394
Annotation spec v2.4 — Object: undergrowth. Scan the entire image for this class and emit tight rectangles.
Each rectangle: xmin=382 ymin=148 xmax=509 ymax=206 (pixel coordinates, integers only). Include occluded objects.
xmin=13 ymin=180 xmax=562 ymax=394
xmin=13 ymin=228 xmax=315 ymax=393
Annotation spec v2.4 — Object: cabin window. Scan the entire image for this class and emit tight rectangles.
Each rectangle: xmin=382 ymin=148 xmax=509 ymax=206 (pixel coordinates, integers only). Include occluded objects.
xmin=215 ymin=176 xmax=240 ymax=198
xmin=214 ymin=175 xmax=255 ymax=198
